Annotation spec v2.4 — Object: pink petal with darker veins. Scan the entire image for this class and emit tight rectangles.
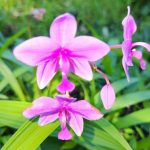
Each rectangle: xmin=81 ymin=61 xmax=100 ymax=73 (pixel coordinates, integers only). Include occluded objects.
xmin=67 ymin=36 xmax=110 ymax=61
xmin=23 ymin=97 xmax=59 ymax=118
xmin=13 ymin=37 xmax=58 ymax=66
xmin=70 ymin=58 xmax=93 ymax=81
xmin=69 ymin=100 xmax=103 ymax=120
xmin=38 ymin=113 xmax=59 ymax=126
xmin=122 ymin=40 xmax=133 ymax=66
xmin=50 ymin=13 xmax=77 ymax=47
xmin=100 ymin=84 xmax=116 ymax=110
xmin=36 ymin=60 xmax=59 ymax=89
xmin=68 ymin=112 xmax=83 ymax=136
xmin=59 ymin=55 xmax=70 ymax=74
xmin=58 ymin=127 xmax=72 ymax=140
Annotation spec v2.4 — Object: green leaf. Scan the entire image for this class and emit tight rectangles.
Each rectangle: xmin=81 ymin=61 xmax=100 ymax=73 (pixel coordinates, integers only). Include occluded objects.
xmin=0 ymin=60 xmax=26 ymax=100
xmin=112 ymin=78 xmax=138 ymax=93
xmin=95 ymin=118 xmax=132 ymax=150
xmin=0 ymin=94 xmax=8 ymax=99
xmin=76 ymin=119 xmax=132 ymax=150
xmin=0 ymin=100 xmax=30 ymax=128
xmin=0 ymin=28 xmax=26 ymax=56
xmin=114 ymin=108 xmax=150 ymax=128
xmin=0 ymin=66 xmax=29 ymax=92
xmin=1 ymin=120 xmax=59 ymax=150
xmin=104 ymin=91 xmax=150 ymax=113
xmin=137 ymin=136 xmax=150 ymax=150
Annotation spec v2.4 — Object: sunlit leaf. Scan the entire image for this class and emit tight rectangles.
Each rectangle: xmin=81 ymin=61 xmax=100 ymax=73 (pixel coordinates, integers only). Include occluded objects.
xmin=0 ymin=100 xmax=30 ymax=128
xmin=1 ymin=120 xmax=59 ymax=150
xmin=114 ymin=108 xmax=150 ymax=128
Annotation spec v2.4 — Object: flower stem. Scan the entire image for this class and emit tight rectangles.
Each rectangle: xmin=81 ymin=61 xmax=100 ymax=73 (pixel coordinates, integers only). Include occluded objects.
xmin=110 ymin=44 xmax=121 ymax=49
xmin=26 ymin=16 xmax=32 ymax=37
xmin=92 ymin=64 xmax=110 ymax=84
xmin=65 ymin=91 xmax=70 ymax=96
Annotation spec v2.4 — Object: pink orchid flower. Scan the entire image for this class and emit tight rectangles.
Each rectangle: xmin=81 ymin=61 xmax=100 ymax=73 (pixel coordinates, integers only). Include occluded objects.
xmin=122 ymin=6 xmax=150 ymax=80
xmin=14 ymin=13 xmax=110 ymax=93
xmin=23 ymin=95 xmax=103 ymax=140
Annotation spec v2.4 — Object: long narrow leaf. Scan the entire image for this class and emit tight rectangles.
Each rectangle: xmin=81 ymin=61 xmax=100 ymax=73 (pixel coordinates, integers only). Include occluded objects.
xmin=95 ymin=118 xmax=132 ymax=150
xmin=112 ymin=78 xmax=138 ymax=93
xmin=0 ymin=28 xmax=26 ymax=56
xmin=0 ymin=100 xmax=30 ymax=128
xmin=114 ymin=108 xmax=150 ymax=128
xmin=104 ymin=91 xmax=150 ymax=113
xmin=0 ymin=66 xmax=30 ymax=92
xmin=0 ymin=60 xmax=26 ymax=100
xmin=1 ymin=120 xmax=59 ymax=150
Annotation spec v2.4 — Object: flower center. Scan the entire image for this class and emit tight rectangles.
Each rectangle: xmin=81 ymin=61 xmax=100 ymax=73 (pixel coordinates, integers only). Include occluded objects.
xmin=59 ymin=47 xmax=71 ymax=57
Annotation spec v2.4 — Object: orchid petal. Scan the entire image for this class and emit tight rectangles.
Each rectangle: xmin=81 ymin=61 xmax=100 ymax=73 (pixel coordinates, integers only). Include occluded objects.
xmin=59 ymin=111 xmax=67 ymax=129
xmin=122 ymin=57 xmax=130 ymax=81
xmin=50 ymin=13 xmax=77 ymax=47
xmin=122 ymin=6 xmax=137 ymax=40
xmin=36 ymin=60 xmax=59 ymax=89
xmin=69 ymin=100 xmax=103 ymax=120
xmin=68 ymin=36 xmax=110 ymax=61
xmin=132 ymin=50 xmax=146 ymax=70
xmin=68 ymin=112 xmax=83 ymax=136
xmin=56 ymin=95 xmax=76 ymax=103
xmin=122 ymin=40 xmax=133 ymax=66
xmin=59 ymin=55 xmax=70 ymax=74
xmin=38 ymin=113 xmax=58 ymax=126
xmin=23 ymin=97 xmax=59 ymax=118
xmin=140 ymin=59 xmax=146 ymax=70
xmin=70 ymin=58 xmax=93 ymax=81
xmin=132 ymin=42 xmax=150 ymax=52
xmin=58 ymin=127 xmax=72 ymax=140
xmin=57 ymin=75 xmax=75 ymax=93
xmin=13 ymin=37 xmax=58 ymax=66
xmin=100 ymin=84 xmax=116 ymax=110
xmin=132 ymin=50 xmax=142 ymax=59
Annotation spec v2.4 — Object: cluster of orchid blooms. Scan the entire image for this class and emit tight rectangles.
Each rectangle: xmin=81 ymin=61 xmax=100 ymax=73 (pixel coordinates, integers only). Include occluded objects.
xmin=13 ymin=6 xmax=150 ymax=140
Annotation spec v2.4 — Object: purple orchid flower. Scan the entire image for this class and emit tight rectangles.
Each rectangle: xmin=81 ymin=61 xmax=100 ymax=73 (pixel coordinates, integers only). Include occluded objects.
xmin=14 ymin=13 xmax=110 ymax=93
xmin=122 ymin=6 xmax=150 ymax=80
xmin=23 ymin=95 xmax=103 ymax=140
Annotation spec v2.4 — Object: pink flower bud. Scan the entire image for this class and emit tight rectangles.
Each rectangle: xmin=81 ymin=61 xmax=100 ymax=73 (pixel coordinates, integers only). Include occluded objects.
xmin=100 ymin=84 xmax=116 ymax=110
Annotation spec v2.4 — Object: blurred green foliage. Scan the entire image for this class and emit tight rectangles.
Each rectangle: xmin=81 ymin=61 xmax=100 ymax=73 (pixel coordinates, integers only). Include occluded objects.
xmin=0 ymin=0 xmax=150 ymax=150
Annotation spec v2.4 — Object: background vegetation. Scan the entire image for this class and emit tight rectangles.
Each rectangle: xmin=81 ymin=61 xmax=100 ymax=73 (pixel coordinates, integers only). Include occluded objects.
xmin=0 ymin=0 xmax=150 ymax=150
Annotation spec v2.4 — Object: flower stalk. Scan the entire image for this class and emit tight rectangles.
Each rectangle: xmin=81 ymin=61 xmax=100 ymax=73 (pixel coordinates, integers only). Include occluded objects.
xmin=92 ymin=64 xmax=110 ymax=84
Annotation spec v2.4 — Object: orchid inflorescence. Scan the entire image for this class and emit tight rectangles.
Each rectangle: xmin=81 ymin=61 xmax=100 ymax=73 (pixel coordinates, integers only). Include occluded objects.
xmin=13 ymin=6 xmax=150 ymax=140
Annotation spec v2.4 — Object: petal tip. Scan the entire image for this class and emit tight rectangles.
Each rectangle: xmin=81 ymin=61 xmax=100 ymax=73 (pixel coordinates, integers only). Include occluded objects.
xmin=23 ymin=109 xmax=33 ymax=119
xmin=37 ymin=79 xmax=46 ymax=90
xmin=58 ymin=128 xmax=72 ymax=140
xmin=127 ymin=6 xmax=131 ymax=15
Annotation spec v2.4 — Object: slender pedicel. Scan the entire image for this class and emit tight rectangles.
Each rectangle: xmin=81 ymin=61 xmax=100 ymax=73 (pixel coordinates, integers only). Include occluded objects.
xmin=92 ymin=64 xmax=110 ymax=84
xmin=110 ymin=44 xmax=122 ymax=49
